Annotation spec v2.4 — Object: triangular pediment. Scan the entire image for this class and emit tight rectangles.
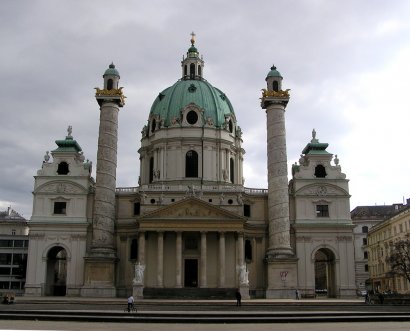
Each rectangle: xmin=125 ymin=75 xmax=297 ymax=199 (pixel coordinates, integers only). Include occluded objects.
xmin=140 ymin=197 xmax=244 ymax=221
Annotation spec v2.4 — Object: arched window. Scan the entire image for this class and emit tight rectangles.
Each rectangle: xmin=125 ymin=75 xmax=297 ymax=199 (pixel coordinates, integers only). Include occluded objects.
xmin=198 ymin=65 xmax=201 ymax=76
xmin=228 ymin=120 xmax=233 ymax=133
xmin=57 ymin=162 xmax=69 ymax=175
xmin=272 ymin=80 xmax=279 ymax=91
xmin=185 ymin=150 xmax=198 ymax=177
xmin=130 ymin=239 xmax=138 ymax=260
xmin=314 ymin=164 xmax=327 ymax=178
xmin=149 ymin=157 xmax=154 ymax=183
xmin=190 ymin=63 xmax=195 ymax=79
xmin=230 ymin=158 xmax=234 ymax=183
xmin=362 ymin=226 xmax=368 ymax=233
xmin=184 ymin=65 xmax=188 ymax=77
xmin=245 ymin=239 xmax=252 ymax=262
xmin=107 ymin=79 xmax=113 ymax=90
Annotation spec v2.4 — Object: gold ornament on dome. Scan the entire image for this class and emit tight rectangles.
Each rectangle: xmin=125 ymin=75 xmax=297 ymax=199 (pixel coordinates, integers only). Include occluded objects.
xmin=261 ymin=88 xmax=291 ymax=98
xmin=95 ymin=87 xmax=126 ymax=105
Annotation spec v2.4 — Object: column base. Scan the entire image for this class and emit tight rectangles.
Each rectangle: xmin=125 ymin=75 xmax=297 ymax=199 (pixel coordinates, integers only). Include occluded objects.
xmin=80 ymin=286 xmax=116 ymax=298
xmin=265 ymin=257 xmax=298 ymax=299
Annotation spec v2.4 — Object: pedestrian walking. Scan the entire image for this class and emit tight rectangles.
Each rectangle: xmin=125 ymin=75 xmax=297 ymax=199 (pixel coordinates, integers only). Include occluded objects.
xmin=235 ymin=289 xmax=242 ymax=306
xmin=295 ymin=289 xmax=300 ymax=300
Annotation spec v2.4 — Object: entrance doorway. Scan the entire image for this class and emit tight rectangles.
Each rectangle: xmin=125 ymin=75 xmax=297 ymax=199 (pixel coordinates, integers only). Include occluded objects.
xmin=45 ymin=246 xmax=67 ymax=296
xmin=314 ymin=248 xmax=336 ymax=297
xmin=184 ymin=259 xmax=198 ymax=287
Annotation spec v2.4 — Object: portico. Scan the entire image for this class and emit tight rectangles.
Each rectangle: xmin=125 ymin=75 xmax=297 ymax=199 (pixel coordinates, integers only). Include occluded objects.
xmin=134 ymin=197 xmax=246 ymax=291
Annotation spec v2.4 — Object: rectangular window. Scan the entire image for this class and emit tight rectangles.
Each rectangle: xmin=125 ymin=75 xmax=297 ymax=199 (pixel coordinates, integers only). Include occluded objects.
xmin=316 ymin=205 xmax=329 ymax=217
xmin=11 ymin=268 xmax=21 ymax=276
xmin=0 ymin=267 xmax=11 ymax=275
xmin=0 ymin=254 xmax=12 ymax=265
xmin=0 ymin=240 xmax=13 ymax=247
xmin=10 ymin=282 xmax=20 ymax=290
xmin=244 ymin=204 xmax=251 ymax=217
xmin=364 ymin=264 xmax=369 ymax=272
xmin=363 ymin=238 xmax=367 ymax=245
xmin=0 ymin=282 xmax=9 ymax=289
xmin=54 ymin=202 xmax=67 ymax=214
xmin=13 ymin=240 xmax=24 ymax=248
xmin=364 ymin=251 xmax=368 ymax=259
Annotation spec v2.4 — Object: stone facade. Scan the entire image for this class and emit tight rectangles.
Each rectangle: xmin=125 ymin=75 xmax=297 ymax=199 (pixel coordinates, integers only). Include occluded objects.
xmin=289 ymin=132 xmax=356 ymax=297
xmin=25 ymin=37 xmax=356 ymax=299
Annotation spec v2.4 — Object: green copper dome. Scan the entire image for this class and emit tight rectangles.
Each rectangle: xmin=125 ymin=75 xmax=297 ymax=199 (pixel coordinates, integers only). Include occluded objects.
xmin=149 ymin=79 xmax=235 ymax=127
xmin=266 ymin=65 xmax=282 ymax=78
xmin=188 ymin=45 xmax=198 ymax=53
xmin=104 ymin=63 xmax=120 ymax=77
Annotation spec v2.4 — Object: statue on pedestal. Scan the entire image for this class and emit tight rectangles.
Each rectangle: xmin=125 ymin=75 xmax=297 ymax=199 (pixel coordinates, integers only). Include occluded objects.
xmin=237 ymin=264 xmax=249 ymax=286
xmin=133 ymin=262 xmax=145 ymax=285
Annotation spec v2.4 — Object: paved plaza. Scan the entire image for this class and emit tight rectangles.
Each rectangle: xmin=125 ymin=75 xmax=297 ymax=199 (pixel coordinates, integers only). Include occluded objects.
xmin=1 ymin=297 xmax=410 ymax=330
xmin=2 ymin=320 xmax=410 ymax=331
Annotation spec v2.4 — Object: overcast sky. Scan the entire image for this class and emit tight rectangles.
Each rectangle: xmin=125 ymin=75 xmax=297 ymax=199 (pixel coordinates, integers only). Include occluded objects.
xmin=1 ymin=0 xmax=409 ymax=218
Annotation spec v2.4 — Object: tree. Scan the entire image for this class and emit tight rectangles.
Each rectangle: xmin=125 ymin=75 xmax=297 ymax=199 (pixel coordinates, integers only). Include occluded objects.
xmin=386 ymin=239 xmax=410 ymax=283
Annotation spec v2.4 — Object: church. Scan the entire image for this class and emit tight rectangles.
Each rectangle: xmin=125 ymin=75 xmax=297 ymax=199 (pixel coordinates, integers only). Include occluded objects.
xmin=24 ymin=35 xmax=356 ymax=299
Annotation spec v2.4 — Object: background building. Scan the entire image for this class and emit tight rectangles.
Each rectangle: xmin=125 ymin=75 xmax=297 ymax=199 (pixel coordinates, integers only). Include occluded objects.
xmin=25 ymin=36 xmax=356 ymax=299
xmin=0 ymin=207 xmax=29 ymax=296
xmin=367 ymin=200 xmax=410 ymax=293
xmin=351 ymin=203 xmax=408 ymax=293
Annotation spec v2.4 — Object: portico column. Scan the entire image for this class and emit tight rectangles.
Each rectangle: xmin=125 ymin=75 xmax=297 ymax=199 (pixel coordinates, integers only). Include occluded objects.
xmin=219 ymin=232 xmax=226 ymax=287
xmin=200 ymin=232 xmax=207 ymax=288
xmin=176 ymin=232 xmax=182 ymax=288
xmin=225 ymin=148 xmax=230 ymax=181
xmin=157 ymin=231 xmax=164 ymax=287
xmin=138 ymin=231 xmax=145 ymax=265
xmin=237 ymin=232 xmax=244 ymax=267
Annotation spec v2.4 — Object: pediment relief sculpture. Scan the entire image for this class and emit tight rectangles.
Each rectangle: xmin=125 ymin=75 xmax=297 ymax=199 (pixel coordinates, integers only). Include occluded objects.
xmin=142 ymin=198 xmax=241 ymax=220
xmin=297 ymin=184 xmax=347 ymax=196
xmin=36 ymin=182 xmax=86 ymax=194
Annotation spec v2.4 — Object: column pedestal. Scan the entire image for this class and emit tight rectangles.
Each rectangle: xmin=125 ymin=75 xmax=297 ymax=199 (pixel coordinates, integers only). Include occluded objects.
xmin=132 ymin=284 xmax=144 ymax=299
xmin=81 ymin=256 xmax=117 ymax=297
xmin=239 ymin=285 xmax=250 ymax=300
xmin=265 ymin=257 xmax=298 ymax=299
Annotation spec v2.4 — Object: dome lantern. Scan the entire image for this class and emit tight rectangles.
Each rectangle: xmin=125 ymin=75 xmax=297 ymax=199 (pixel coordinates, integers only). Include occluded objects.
xmin=181 ymin=32 xmax=204 ymax=80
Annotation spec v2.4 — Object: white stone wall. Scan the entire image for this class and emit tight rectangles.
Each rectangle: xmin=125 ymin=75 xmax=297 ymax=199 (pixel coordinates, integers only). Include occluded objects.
xmin=139 ymin=125 xmax=243 ymax=186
